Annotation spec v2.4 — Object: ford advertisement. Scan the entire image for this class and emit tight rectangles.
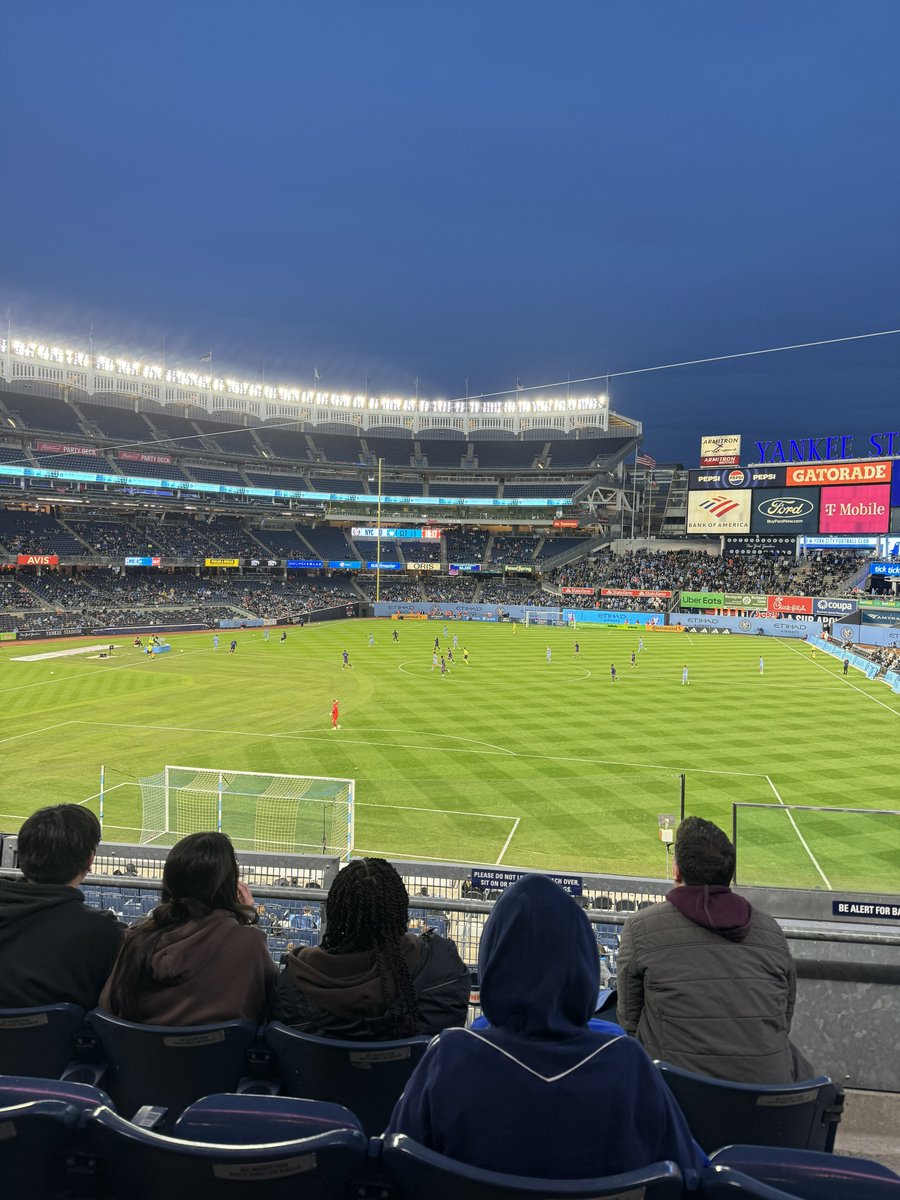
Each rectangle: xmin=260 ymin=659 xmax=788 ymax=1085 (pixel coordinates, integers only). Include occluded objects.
xmin=750 ymin=488 xmax=820 ymax=534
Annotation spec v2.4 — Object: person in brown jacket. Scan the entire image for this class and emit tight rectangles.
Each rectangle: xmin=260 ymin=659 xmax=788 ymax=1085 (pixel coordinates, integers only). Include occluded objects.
xmin=100 ymin=832 xmax=275 ymax=1026
xmin=616 ymin=816 xmax=812 ymax=1084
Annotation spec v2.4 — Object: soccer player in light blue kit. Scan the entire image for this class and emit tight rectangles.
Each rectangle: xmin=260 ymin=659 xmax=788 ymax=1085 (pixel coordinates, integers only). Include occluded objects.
xmin=263 ymin=628 xmax=270 ymax=642
xmin=682 ymin=664 xmax=690 ymax=686
xmin=638 ymin=637 xmax=644 ymax=652
xmin=546 ymin=645 xmax=552 ymax=664
xmin=432 ymin=651 xmax=439 ymax=672
xmin=213 ymin=634 xmax=219 ymax=650
xmin=368 ymin=633 xmax=375 ymax=647
xmin=759 ymin=656 xmax=764 ymax=675
xmin=452 ymin=633 xmax=459 ymax=649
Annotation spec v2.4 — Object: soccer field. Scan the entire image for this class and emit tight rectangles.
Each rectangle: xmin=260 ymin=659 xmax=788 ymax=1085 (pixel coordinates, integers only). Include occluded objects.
xmin=1 ymin=619 xmax=898 ymax=894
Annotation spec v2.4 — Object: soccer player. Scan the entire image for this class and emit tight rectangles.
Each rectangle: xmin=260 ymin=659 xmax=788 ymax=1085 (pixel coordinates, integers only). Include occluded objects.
xmin=631 ymin=650 xmax=637 ymax=670
xmin=342 ymin=650 xmax=351 ymax=669
xmin=434 ymin=635 xmax=440 ymax=651
xmin=280 ymin=630 xmax=287 ymax=642
xmin=263 ymin=628 xmax=270 ymax=642
xmin=443 ymin=624 xmax=449 ymax=638
xmin=574 ymin=641 xmax=580 ymax=656
xmin=843 ymin=657 xmax=850 ymax=676
xmin=610 ymin=663 xmax=618 ymax=684
xmin=368 ymin=633 xmax=375 ymax=648
xmin=447 ymin=648 xmax=454 ymax=664
xmin=230 ymin=638 xmax=237 ymax=654
xmin=431 ymin=650 xmax=438 ymax=672
xmin=440 ymin=656 xmax=447 ymax=676
xmin=452 ymin=633 xmax=459 ymax=649
xmin=638 ymin=637 xmax=644 ymax=652
xmin=463 ymin=647 xmax=469 ymax=665
xmin=393 ymin=629 xmax=399 ymax=642
xmin=331 ymin=699 xmax=340 ymax=730
xmin=759 ymin=656 xmax=764 ymax=675
xmin=681 ymin=664 xmax=690 ymax=686
xmin=546 ymin=645 xmax=552 ymax=664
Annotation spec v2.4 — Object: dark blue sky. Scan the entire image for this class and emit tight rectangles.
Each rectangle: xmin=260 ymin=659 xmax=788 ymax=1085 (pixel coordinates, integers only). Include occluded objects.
xmin=2 ymin=1 xmax=898 ymax=463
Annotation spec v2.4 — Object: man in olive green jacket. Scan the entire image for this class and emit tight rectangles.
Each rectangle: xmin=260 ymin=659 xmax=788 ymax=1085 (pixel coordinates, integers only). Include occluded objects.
xmin=616 ymin=816 xmax=812 ymax=1084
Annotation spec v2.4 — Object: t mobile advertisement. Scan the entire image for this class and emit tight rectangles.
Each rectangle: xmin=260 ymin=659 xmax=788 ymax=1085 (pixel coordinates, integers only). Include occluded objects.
xmin=819 ymin=484 xmax=891 ymax=534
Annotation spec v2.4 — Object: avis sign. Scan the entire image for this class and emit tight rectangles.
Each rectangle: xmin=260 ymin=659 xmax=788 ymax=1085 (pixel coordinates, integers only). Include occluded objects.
xmin=17 ymin=554 xmax=59 ymax=566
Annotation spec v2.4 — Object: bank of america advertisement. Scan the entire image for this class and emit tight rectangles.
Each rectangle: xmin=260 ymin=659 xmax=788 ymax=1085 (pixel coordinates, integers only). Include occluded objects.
xmin=687 ymin=489 xmax=752 ymax=533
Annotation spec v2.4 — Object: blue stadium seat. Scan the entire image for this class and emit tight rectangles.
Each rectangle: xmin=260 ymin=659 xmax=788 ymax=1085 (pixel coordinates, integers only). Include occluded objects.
xmin=382 ymin=1135 xmax=685 ymax=1198
xmin=265 ymin=1022 xmax=430 ymax=1135
xmin=174 ymin=1094 xmax=364 ymax=1145
xmin=655 ymin=1061 xmax=844 ymax=1154
xmin=704 ymin=1146 xmax=900 ymax=1199
xmin=0 ymin=1003 xmax=85 ymax=1077
xmin=0 ymin=1100 xmax=81 ymax=1199
xmin=89 ymin=1010 xmax=262 ymax=1130
xmin=83 ymin=1104 xmax=369 ymax=1200
xmin=0 ymin=1073 xmax=113 ymax=1112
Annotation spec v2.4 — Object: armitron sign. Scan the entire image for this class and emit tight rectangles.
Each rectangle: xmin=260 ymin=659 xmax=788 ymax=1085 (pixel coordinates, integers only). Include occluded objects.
xmin=700 ymin=434 xmax=741 ymax=467
xmin=17 ymin=554 xmax=59 ymax=566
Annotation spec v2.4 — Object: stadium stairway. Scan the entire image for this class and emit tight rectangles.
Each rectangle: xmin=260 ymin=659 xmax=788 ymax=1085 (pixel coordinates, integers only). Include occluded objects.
xmin=835 ymin=1090 xmax=900 ymax=1175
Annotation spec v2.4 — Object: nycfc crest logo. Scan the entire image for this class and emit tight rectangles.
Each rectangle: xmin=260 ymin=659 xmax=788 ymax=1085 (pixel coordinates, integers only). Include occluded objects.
xmin=739 ymin=619 xmax=752 ymax=631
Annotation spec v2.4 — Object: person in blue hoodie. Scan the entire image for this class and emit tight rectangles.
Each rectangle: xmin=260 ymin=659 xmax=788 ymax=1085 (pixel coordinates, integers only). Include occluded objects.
xmin=386 ymin=873 xmax=706 ymax=1182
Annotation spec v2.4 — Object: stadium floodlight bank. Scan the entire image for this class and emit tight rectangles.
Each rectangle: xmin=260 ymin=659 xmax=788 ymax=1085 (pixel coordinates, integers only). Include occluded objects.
xmin=523 ymin=607 xmax=575 ymax=628
xmin=137 ymin=766 xmax=354 ymax=860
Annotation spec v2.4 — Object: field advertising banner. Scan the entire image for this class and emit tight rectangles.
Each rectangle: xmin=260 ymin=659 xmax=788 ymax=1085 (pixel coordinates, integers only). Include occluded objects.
xmin=786 ymin=460 xmax=892 ymax=486
xmin=819 ymin=484 xmax=891 ymax=534
xmin=686 ymin=489 xmax=751 ymax=533
xmin=680 ymin=591 xmax=725 ymax=607
xmin=204 ymin=557 xmax=239 ymax=568
xmin=690 ymin=465 xmax=785 ymax=490
xmin=870 ymin=563 xmax=900 ymax=577
xmin=750 ymin=487 xmax=820 ymax=534
xmin=17 ymin=554 xmax=59 ymax=565
xmin=699 ymin=434 xmax=741 ymax=466
xmin=767 ymin=594 xmax=814 ymax=615
xmin=722 ymin=592 xmax=769 ymax=609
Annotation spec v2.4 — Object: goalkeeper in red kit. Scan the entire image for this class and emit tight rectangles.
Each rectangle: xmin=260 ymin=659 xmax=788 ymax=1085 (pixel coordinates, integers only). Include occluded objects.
xmin=331 ymin=700 xmax=340 ymax=731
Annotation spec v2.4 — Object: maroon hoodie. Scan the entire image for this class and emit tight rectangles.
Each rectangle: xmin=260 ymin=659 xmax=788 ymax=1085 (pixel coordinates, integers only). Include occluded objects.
xmin=666 ymin=884 xmax=752 ymax=942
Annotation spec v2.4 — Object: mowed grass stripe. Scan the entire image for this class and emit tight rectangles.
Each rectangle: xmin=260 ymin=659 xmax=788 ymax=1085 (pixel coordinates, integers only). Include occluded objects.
xmin=0 ymin=621 xmax=898 ymax=891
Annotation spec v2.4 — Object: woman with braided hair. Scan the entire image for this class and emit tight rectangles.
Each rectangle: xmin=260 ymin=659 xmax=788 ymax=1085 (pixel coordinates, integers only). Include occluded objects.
xmin=272 ymin=857 xmax=469 ymax=1039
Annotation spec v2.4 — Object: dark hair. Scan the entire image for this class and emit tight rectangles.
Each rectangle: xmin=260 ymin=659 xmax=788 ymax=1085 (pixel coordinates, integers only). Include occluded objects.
xmin=104 ymin=832 xmax=256 ymax=1021
xmin=321 ymin=857 xmax=420 ymax=1037
xmin=18 ymin=805 xmax=101 ymax=884
xmin=674 ymin=816 xmax=736 ymax=887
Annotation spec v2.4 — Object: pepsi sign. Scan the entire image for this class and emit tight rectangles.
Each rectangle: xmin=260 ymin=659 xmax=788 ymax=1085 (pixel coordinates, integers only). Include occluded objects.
xmin=690 ymin=466 xmax=786 ymax=490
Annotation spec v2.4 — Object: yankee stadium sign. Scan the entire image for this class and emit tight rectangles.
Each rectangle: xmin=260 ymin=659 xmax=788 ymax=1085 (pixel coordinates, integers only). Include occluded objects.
xmin=753 ymin=432 xmax=900 ymax=463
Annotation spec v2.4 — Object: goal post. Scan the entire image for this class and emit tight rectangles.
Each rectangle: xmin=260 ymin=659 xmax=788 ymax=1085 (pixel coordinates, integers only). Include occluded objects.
xmin=523 ymin=607 xmax=575 ymax=628
xmin=138 ymin=765 xmax=355 ymax=860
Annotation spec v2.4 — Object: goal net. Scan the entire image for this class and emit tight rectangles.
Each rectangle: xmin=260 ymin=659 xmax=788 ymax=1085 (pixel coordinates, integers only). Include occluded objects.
xmin=524 ymin=607 xmax=575 ymax=628
xmin=137 ymin=765 xmax=354 ymax=860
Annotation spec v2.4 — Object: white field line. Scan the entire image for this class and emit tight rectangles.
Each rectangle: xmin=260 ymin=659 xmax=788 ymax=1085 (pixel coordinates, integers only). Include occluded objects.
xmin=71 ymin=720 xmax=772 ymax=779
xmin=0 ymin=720 xmax=75 ymax=746
xmin=356 ymin=800 xmax=515 ymax=821
xmin=776 ymin=638 xmax=900 ymax=717
xmin=495 ymin=817 xmax=521 ymax=865
xmin=765 ymin=775 xmax=832 ymax=890
xmin=0 ymin=647 xmax=210 ymax=700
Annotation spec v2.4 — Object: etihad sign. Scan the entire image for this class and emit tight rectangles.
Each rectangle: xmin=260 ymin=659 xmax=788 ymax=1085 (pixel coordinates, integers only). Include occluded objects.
xmin=787 ymin=461 xmax=891 ymax=486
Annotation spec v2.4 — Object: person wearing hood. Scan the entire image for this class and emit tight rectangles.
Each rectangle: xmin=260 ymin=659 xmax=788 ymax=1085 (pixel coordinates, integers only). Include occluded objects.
xmin=100 ymin=832 xmax=275 ymax=1025
xmin=386 ymin=874 xmax=706 ymax=1182
xmin=616 ymin=815 xmax=811 ymax=1083
xmin=0 ymin=805 xmax=122 ymax=1010
xmin=271 ymin=857 xmax=469 ymax=1039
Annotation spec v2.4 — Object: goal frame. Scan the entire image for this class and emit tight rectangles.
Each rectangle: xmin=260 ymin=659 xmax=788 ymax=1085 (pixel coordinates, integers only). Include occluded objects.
xmin=159 ymin=764 xmax=355 ymax=861
xmin=523 ymin=607 xmax=576 ymax=629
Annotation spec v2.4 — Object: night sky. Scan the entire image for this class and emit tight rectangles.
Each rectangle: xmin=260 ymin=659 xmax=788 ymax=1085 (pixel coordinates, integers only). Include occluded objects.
xmin=2 ymin=1 xmax=898 ymax=464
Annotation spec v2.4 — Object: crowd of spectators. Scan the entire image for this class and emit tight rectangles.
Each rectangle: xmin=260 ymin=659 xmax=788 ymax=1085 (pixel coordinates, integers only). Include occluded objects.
xmin=489 ymin=535 xmax=540 ymax=565
xmin=444 ymin=528 xmax=488 ymax=564
xmin=475 ymin=579 xmax=538 ymax=605
xmin=421 ymin=576 xmax=478 ymax=602
xmin=550 ymin=548 xmax=872 ymax=608
xmin=354 ymin=577 xmax=421 ymax=602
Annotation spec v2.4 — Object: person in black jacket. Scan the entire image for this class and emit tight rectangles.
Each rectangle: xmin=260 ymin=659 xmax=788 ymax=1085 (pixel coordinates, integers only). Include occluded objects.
xmin=0 ymin=805 xmax=122 ymax=1010
xmin=271 ymin=857 xmax=469 ymax=1039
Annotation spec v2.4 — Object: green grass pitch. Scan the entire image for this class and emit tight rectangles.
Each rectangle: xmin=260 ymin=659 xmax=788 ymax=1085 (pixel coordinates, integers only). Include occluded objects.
xmin=1 ymin=619 xmax=898 ymax=894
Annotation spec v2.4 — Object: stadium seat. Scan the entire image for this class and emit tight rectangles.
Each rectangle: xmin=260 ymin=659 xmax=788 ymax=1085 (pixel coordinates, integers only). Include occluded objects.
xmin=0 ymin=1072 xmax=113 ymax=1112
xmin=83 ymin=1104 xmax=369 ymax=1200
xmin=174 ymin=1093 xmax=364 ymax=1144
xmin=704 ymin=1146 xmax=900 ymax=1198
xmin=381 ymin=1135 xmax=685 ymax=1198
xmin=264 ymin=1022 xmax=430 ymax=1135
xmin=655 ymin=1061 xmax=844 ymax=1154
xmin=0 ymin=1003 xmax=85 ymax=1077
xmin=89 ymin=1010 xmax=263 ymax=1130
xmin=0 ymin=1100 xmax=81 ymax=1199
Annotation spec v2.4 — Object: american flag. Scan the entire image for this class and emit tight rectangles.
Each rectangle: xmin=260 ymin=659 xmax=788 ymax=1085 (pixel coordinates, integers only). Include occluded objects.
xmin=637 ymin=452 xmax=656 ymax=468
